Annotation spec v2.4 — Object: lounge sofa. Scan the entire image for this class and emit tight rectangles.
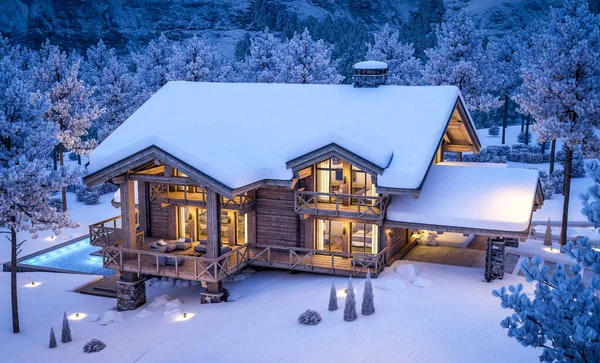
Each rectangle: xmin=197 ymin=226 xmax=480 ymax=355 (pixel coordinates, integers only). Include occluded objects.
xmin=194 ymin=240 xmax=208 ymax=253
xmin=148 ymin=240 xmax=177 ymax=253
xmin=176 ymin=237 xmax=193 ymax=250
xmin=158 ymin=255 xmax=185 ymax=266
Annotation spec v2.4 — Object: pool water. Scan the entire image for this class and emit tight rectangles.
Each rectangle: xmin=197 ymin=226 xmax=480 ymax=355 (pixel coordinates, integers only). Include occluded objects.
xmin=21 ymin=238 xmax=115 ymax=275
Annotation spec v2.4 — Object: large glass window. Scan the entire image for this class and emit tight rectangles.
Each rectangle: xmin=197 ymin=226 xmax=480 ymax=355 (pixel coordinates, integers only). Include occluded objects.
xmin=350 ymin=222 xmax=378 ymax=254
xmin=315 ymin=219 xmax=344 ymax=252
xmin=316 ymin=158 xmax=345 ymax=202
xmin=178 ymin=206 xmax=195 ymax=239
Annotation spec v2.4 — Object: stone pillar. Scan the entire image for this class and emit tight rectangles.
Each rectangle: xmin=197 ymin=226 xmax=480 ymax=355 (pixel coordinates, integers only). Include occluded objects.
xmin=201 ymin=282 xmax=229 ymax=304
xmin=485 ymin=237 xmax=506 ymax=282
xmin=116 ymin=274 xmax=146 ymax=311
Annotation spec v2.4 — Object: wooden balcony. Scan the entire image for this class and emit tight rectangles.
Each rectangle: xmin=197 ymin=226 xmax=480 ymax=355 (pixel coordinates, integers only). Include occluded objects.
xmin=149 ymin=184 xmax=254 ymax=211
xmin=101 ymin=243 xmax=388 ymax=282
xmin=294 ymin=190 xmax=388 ymax=221
xmin=89 ymin=213 xmax=142 ymax=247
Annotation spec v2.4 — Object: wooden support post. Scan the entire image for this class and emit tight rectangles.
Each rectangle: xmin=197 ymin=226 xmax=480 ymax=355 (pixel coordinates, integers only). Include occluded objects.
xmin=457 ymin=152 xmax=462 ymax=162
xmin=137 ymin=181 xmax=148 ymax=235
xmin=120 ymin=179 xmax=137 ymax=250
xmin=246 ymin=209 xmax=256 ymax=244
xmin=206 ymin=190 xmax=222 ymax=258
xmin=304 ymin=217 xmax=314 ymax=249
xmin=342 ymin=161 xmax=351 ymax=206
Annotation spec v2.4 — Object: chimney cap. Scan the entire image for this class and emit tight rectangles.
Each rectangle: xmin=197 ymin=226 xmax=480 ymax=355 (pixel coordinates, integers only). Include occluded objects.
xmin=353 ymin=61 xmax=388 ymax=70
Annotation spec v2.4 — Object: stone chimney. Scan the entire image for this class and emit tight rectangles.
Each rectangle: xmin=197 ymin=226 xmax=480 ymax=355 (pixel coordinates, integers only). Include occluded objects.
xmin=353 ymin=61 xmax=388 ymax=88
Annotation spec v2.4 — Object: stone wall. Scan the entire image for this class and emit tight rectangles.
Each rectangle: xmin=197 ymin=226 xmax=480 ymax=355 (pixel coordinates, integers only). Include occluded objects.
xmin=116 ymin=279 xmax=146 ymax=311
xmin=485 ymin=237 xmax=506 ymax=282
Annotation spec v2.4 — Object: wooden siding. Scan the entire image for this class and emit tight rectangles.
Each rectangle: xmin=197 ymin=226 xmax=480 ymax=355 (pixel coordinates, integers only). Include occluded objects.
xmin=255 ymin=186 xmax=299 ymax=247
xmin=148 ymin=198 xmax=173 ymax=239
xmin=389 ymin=228 xmax=408 ymax=258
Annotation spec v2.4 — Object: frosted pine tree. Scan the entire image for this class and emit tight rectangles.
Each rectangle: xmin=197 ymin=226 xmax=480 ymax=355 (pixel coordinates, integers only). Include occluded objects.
xmin=361 ymin=270 xmax=375 ymax=315
xmin=0 ymin=52 xmax=78 ymax=334
xmin=343 ymin=278 xmax=357 ymax=322
xmin=279 ymin=28 xmax=344 ymax=84
xmin=328 ymin=281 xmax=338 ymax=311
xmin=49 ymin=327 xmax=57 ymax=348
xmin=170 ymin=35 xmax=223 ymax=82
xmin=494 ymin=239 xmax=600 ymax=362
xmin=422 ymin=11 xmax=501 ymax=112
xmin=132 ymin=33 xmax=176 ymax=93
xmin=544 ymin=218 xmax=553 ymax=247
xmin=514 ymin=0 xmax=600 ymax=246
xmin=61 ymin=312 xmax=72 ymax=343
xmin=238 ymin=28 xmax=283 ymax=83
xmin=365 ymin=24 xmax=422 ymax=85
xmin=84 ymin=40 xmax=141 ymax=142
xmin=35 ymin=42 xmax=103 ymax=211
xmin=488 ymin=36 xmax=521 ymax=144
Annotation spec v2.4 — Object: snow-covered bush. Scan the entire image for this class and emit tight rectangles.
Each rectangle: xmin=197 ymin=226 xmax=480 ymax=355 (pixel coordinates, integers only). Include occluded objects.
xmin=68 ymin=152 xmax=79 ymax=161
xmin=61 ymin=312 xmax=72 ymax=343
xmin=414 ymin=230 xmax=438 ymax=246
xmin=49 ymin=327 xmax=57 ymax=348
xmin=76 ymin=187 xmax=100 ymax=205
xmin=83 ymin=339 xmax=106 ymax=353
xmin=361 ymin=271 xmax=375 ymax=316
xmin=443 ymin=152 xmax=458 ymax=161
xmin=298 ymin=310 xmax=322 ymax=326
xmin=539 ymin=170 xmax=564 ymax=199
xmin=494 ymin=238 xmax=600 ymax=363
xmin=571 ymin=158 xmax=586 ymax=178
xmin=488 ymin=124 xmax=500 ymax=136
xmin=48 ymin=198 xmax=63 ymax=212
xmin=508 ymin=144 xmax=549 ymax=164
xmin=328 ymin=281 xmax=338 ymax=311
xmin=343 ymin=278 xmax=357 ymax=322
xmin=517 ymin=131 xmax=532 ymax=144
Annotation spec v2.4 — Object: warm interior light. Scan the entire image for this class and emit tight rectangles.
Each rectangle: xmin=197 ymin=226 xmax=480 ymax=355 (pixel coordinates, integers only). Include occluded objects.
xmin=24 ymin=282 xmax=41 ymax=288
xmin=68 ymin=313 xmax=86 ymax=320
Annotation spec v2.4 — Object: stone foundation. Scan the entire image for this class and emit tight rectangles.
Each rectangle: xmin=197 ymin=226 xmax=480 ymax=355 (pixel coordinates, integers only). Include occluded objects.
xmin=200 ymin=288 xmax=229 ymax=304
xmin=485 ymin=237 xmax=506 ymax=282
xmin=505 ymin=238 xmax=520 ymax=248
xmin=116 ymin=279 xmax=146 ymax=311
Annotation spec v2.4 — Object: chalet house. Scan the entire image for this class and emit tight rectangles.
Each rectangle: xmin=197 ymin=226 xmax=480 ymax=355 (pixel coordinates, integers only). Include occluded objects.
xmin=84 ymin=66 xmax=543 ymax=309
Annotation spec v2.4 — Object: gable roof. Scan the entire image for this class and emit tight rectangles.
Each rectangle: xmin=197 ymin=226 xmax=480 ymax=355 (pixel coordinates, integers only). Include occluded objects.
xmin=86 ymin=81 xmax=474 ymax=192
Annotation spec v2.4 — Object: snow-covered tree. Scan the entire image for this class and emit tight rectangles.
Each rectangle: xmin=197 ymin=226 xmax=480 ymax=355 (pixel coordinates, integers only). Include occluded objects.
xmin=544 ymin=218 xmax=553 ymax=247
xmin=343 ymin=278 xmax=357 ymax=322
xmin=279 ymin=28 xmax=343 ymax=84
xmin=361 ymin=271 xmax=375 ymax=315
xmin=422 ymin=10 xmax=501 ymax=112
xmin=494 ymin=239 xmax=600 ymax=362
xmin=581 ymin=160 xmax=600 ymax=227
xmin=365 ymin=24 xmax=422 ymax=85
xmin=61 ymin=312 xmax=72 ymax=343
xmin=328 ymin=281 xmax=338 ymax=311
xmin=35 ymin=41 xmax=103 ymax=211
xmin=170 ymin=35 xmax=222 ymax=82
xmin=84 ymin=40 xmax=140 ymax=142
xmin=488 ymin=35 xmax=521 ymax=144
xmin=513 ymin=0 xmax=600 ymax=246
xmin=49 ymin=327 xmax=57 ymax=348
xmin=0 ymin=53 xmax=78 ymax=333
xmin=132 ymin=34 xmax=177 ymax=93
xmin=238 ymin=28 xmax=283 ymax=83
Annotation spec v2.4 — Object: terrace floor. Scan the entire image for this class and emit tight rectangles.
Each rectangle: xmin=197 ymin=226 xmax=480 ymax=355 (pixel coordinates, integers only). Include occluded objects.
xmin=404 ymin=245 xmax=521 ymax=273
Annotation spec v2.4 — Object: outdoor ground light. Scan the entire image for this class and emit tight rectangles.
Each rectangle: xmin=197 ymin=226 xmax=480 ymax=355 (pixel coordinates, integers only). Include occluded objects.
xmin=24 ymin=281 xmax=41 ymax=288
xmin=68 ymin=312 xmax=87 ymax=320
xmin=183 ymin=313 xmax=187 ymax=318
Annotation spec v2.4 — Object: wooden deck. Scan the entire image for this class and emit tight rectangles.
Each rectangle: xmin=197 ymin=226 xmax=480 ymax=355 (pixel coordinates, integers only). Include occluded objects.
xmin=101 ymin=243 xmax=388 ymax=282
xmin=404 ymin=245 xmax=521 ymax=273
xmin=76 ymin=275 xmax=119 ymax=298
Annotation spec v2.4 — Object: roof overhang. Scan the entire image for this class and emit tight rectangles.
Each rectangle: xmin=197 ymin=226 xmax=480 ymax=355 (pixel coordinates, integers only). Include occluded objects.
xmin=383 ymin=220 xmax=531 ymax=240
xmin=286 ymin=142 xmax=385 ymax=176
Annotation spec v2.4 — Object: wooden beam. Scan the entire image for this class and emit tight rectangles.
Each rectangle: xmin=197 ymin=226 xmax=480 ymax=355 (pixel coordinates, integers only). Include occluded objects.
xmin=135 ymin=165 xmax=165 ymax=175
xmin=137 ymin=181 xmax=148 ymax=236
xmin=442 ymin=144 xmax=474 ymax=153
xmin=206 ymin=190 xmax=222 ymax=258
xmin=286 ymin=143 xmax=384 ymax=176
xmin=126 ymin=174 xmax=201 ymax=187
xmin=120 ymin=179 xmax=137 ymax=249
xmin=383 ymin=220 xmax=529 ymax=240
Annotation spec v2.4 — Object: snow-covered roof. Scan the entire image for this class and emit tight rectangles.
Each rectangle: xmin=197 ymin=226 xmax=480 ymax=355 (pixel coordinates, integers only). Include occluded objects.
xmin=354 ymin=61 xmax=388 ymax=70
xmin=385 ymin=164 xmax=541 ymax=233
xmin=87 ymin=81 xmax=464 ymax=191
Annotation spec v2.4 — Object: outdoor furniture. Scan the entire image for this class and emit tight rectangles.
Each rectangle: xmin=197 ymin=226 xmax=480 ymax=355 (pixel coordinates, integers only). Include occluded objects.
xmin=221 ymin=246 xmax=232 ymax=254
xmin=149 ymin=240 xmax=177 ymax=253
xmin=194 ymin=240 xmax=208 ymax=253
xmin=176 ymin=237 xmax=193 ymax=250
xmin=158 ymin=255 xmax=185 ymax=266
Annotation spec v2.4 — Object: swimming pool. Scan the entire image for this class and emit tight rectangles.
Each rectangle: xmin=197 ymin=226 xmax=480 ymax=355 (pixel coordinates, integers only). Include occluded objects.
xmin=20 ymin=238 xmax=115 ymax=276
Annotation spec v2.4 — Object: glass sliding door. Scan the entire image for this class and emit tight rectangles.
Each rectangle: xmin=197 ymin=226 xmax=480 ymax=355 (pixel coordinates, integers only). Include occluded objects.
xmin=315 ymin=219 xmax=344 ymax=252
xmin=178 ymin=206 xmax=195 ymax=239
xmin=350 ymin=222 xmax=378 ymax=254
xmin=315 ymin=158 xmax=344 ymax=202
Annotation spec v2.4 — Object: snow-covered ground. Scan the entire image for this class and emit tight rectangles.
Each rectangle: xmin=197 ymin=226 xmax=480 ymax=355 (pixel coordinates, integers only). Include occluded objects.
xmin=0 ymin=262 xmax=540 ymax=363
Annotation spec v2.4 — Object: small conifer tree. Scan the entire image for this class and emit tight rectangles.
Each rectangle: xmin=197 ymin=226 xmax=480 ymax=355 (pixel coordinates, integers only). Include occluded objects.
xmin=544 ymin=218 xmax=553 ymax=247
xmin=343 ymin=278 xmax=357 ymax=322
xmin=49 ymin=327 xmax=57 ymax=348
xmin=328 ymin=281 xmax=338 ymax=311
xmin=361 ymin=271 xmax=375 ymax=316
xmin=61 ymin=312 xmax=72 ymax=343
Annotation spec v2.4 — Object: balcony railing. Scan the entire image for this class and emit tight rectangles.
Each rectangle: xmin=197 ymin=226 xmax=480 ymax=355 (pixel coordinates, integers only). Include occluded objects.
xmin=294 ymin=191 xmax=388 ymax=220
xmin=89 ymin=212 xmax=140 ymax=247
xmin=149 ymin=183 xmax=255 ymax=210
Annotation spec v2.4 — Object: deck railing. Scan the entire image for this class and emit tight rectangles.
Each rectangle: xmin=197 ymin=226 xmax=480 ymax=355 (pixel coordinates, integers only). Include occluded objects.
xmin=89 ymin=212 xmax=139 ymax=247
xmin=294 ymin=190 xmax=388 ymax=220
xmin=149 ymin=183 xmax=255 ymax=210
xmin=100 ymin=243 xmax=387 ymax=281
